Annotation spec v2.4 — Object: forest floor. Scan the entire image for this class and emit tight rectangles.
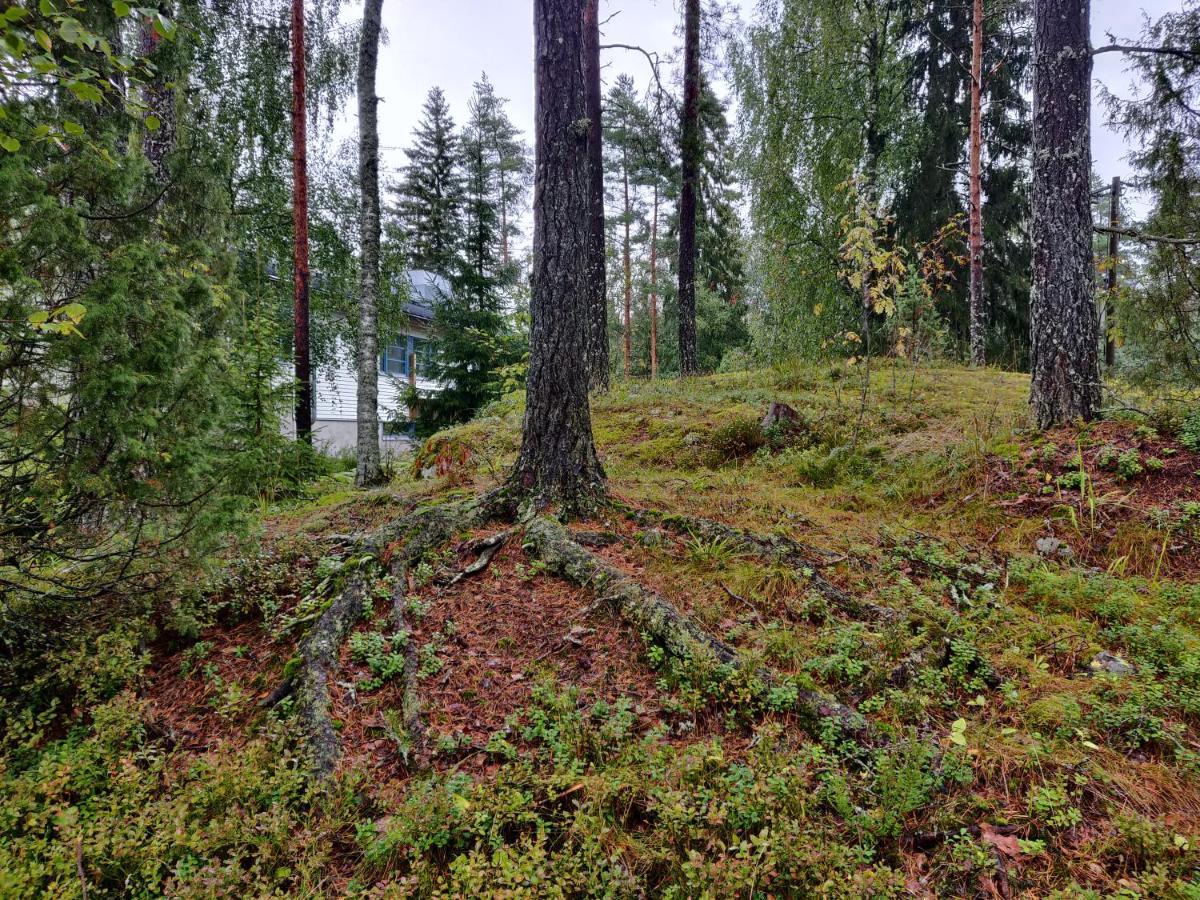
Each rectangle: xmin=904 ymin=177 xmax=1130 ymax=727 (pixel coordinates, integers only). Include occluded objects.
xmin=5 ymin=361 xmax=1200 ymax=898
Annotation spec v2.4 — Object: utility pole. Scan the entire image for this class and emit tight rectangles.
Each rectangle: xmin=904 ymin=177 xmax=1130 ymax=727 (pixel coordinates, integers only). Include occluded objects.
xmin=291 ymin=0 xmax=313 ymax=442
xmin=1105 ymin=176 xmax=1121 ymax=368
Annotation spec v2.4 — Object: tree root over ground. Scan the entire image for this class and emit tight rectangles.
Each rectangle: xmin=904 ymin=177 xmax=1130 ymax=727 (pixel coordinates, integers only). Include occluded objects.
xmin=272 ymin=492 xmax=958 ymax=778
xmin=621 ymin=504 xmax=899 ymax=623
xmin=523 ymin=515 xmax=871 ymax=742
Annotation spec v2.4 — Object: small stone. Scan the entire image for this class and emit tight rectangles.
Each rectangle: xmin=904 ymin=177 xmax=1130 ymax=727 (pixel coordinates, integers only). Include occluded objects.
xmin=683 ymin=432 xmax=703 ymax=447
xmin=1089 ymin=651 xmax=1134 ymax=676
xmin=420 ymin=465 xmax=437 ymax=480
xmin=640 ymin=527 xmax=667 ymax=547
xmin=1036 ymin=536 xmax=1063 ymax=557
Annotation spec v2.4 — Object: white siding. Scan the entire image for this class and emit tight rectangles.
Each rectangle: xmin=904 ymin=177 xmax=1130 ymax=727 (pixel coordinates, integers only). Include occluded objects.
xmin=314 ymin=323 xmax=438 ymax=426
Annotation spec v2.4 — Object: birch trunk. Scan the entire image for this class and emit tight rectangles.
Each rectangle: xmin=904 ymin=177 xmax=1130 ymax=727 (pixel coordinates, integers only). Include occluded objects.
xmin=968 ymin=0 xmax=986 ymax=366
xmin=355 ymin=0 xmax=385 ymax=486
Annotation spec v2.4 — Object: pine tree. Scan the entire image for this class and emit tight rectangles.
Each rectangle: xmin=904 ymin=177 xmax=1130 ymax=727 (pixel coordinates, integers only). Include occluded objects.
xmin=677 ymin=0 xmax=701 ymax=375
xmin=1029 ymin=0 xmax=1100 ymax=427
xmin=508 ymin=0 xmax=606 ymax=512
xmin=395 ymin=87 xmax=465 ymax=278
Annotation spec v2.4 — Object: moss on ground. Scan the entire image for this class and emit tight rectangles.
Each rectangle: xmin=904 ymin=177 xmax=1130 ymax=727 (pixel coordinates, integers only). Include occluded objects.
xmin=3 ymin=362 xmax=1200 ymax=897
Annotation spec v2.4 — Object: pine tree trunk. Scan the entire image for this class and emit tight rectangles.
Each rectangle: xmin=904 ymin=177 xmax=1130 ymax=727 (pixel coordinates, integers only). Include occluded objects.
xmin=968 ymin=0 xmax=986 ymax=367
xmin=650 ymin=182 xmax=659 ymax=379
xmin=677 ymin=0 xmax=701 ymax=376
xmin=1105 ymin=176 xmax=1120 ymax=368
xmin=583 ymin=0 xmax=609 ymax=391
xmin=507 ymin=0 xmax=606 ymax=513
xmin=355 ymin=0 xmax=384 ymax=487
xmin=623 ymin=147 xmax=632 ymax=378
xmin=1029 ymin=0 xmax=1100 ymax=428
xmin=291 ymin=0 xmax=313 ymax=442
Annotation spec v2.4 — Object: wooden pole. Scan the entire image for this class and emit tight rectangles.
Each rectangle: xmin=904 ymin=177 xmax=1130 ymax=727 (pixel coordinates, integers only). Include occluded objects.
xmin=291 ymin=0 xmax=313 ymax=441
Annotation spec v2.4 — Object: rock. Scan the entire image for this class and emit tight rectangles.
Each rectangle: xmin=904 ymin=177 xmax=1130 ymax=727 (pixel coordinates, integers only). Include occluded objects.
xmin=761 ymin=401 xmax=801 ymax=431
xmin=420 ymin=465 xmax=437 ymax=480
xmin=639 ymin=527 xmax=667 ymax=548
xmin=1035 ymin=536 xmax=1072 ymax=558
xmin=1089 ymin=651 xmax=1134 ymax=676
xmin=683 ymin=432 xmax=703 ymax=447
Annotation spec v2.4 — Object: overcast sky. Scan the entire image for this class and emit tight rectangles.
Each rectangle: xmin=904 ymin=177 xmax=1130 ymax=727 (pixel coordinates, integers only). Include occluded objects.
xmin=344 ymin=0 xmax=1183 ymax=216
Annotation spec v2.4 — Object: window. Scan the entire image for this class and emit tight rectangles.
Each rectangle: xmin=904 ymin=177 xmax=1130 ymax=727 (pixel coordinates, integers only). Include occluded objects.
xmin=380 ymin=336 xmax=432 ymax=378
xmin=380 ymin=339 xmax=409 ymax=377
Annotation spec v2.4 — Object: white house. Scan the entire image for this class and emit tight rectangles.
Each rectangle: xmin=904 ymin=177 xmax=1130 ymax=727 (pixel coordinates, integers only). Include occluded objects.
xmin=287 ymin=270 xmax=446 ymax=455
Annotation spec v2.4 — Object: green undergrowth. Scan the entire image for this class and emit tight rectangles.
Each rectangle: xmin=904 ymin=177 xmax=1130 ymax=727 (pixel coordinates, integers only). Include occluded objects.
xmin=4 ymin=362 xmax=1200 ymax=896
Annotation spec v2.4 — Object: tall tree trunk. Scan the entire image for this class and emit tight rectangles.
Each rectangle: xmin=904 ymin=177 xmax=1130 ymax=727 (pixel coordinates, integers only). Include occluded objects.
xmin=677 ymin=0 xmax=700 ymax=376
xmin=583 ymin=0 xmax=609 ymax=391
xmin=507 ymin=0 xmax=606 ymax=513
xmin=139 ymin=6 xmax=175 ymax=187
xmin=355 ymin=0 xmax=385 ymax=487
xmin=860 ymin=26 xmax=884 ymax=339
xmin=291 ymin=0 xmax=313 ymax=443
xmin=650 ymin=182 xmax=659 ymax=379
xmin=1029 ymin=0 xmax=1100 ymax=428
xmin=1105 ymin=176 xmax=1120 ymax=368
xmin=622 ymin=146 xmax=632 ymax=378
xmin=968 ymin=0 xmax=985 ymax=366
xmin=498 ymin=165 xmax=510 ymax=269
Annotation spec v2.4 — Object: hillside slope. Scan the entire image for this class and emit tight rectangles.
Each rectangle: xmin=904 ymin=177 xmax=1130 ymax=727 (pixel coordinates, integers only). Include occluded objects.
xmin=4 ymin=362 xmax=1200 ymax=898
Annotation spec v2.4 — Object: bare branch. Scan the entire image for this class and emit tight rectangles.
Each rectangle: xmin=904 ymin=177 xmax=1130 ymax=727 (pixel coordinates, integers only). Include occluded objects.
xmin=1092 ymin=43 xmax=1200 ymax=63
xmin=1094 ymin=224 xmax=1200 ymax=247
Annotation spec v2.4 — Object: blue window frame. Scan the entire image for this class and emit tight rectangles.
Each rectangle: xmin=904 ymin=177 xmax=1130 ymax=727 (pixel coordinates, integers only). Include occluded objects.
xmin=381 ymin=336 xmax=430 ymax=378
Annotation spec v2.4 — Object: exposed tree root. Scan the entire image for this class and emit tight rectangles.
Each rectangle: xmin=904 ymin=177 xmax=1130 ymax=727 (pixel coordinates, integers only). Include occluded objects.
xmin=390 ymin=562 xmax=427 ymax=769
xmin=524 ymin=515 xmax=870 ymax=743
xmin=294 ymin=574 xmax=368 ymax=778
xmin=620 ymin=503 xmax=898 ymax=623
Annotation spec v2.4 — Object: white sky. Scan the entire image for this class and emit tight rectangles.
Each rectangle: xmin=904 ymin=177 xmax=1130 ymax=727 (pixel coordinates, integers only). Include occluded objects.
xmin=344 ymin=0 xmax=1180 ymax=217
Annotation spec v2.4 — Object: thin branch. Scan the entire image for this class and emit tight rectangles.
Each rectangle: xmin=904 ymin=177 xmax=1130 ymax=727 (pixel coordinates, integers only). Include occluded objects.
xmin=1094 ymin=224 xmax=1200 ymax=247
xmin=599 ymin=42 xmax=677 ymax=109
xmin=1092 ymin=44 xmax=1200 ymax=63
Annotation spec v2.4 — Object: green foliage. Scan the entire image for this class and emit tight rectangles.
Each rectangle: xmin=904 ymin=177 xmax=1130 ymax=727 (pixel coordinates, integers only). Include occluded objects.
xmin=349 ymin=629 xmax=407 ymax=692
xmin=704 ymin=416 xmax=766 ymax=465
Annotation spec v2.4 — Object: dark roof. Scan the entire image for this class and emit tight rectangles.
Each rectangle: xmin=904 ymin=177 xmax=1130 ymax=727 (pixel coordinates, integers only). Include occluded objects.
xmin=403 ymin=270 xmax=449 ymax=321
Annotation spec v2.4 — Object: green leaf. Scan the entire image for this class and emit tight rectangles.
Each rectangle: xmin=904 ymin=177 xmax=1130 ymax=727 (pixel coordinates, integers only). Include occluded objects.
xmin=60 ymin=303 xmax=86 ymax=323
xmin=28 ymin=310 xmax=49 ymax=325
xmin=112 ymin=0 xmax=131 ymax=15
xmin=39 ymin=0 xmax=53 ymax=14
xmin=62 ymin=120 xmax=84 ymax=135
xmin=34 ymin=27 xmax=51 ymax=51
xmin=948 ymin=718 xmax=968 ymax=747
xmin=4 ymin=6 xmax=29 ymax=22
xmin=68 ymin=81 xmax=103 ymax=103
xmin=0 ymin=135 xmax=20 ymax=153
xmin=144 ymin=114 xmax=160 ymax=132
xmin=58 ymin=17 xmax=83 ymax=45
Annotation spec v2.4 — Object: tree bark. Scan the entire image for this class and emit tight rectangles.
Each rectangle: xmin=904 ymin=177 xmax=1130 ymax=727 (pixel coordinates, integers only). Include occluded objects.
xmin=507 ymin=0 xmax=606 ymax=514
xmin=355 ymin=0 xmax=385 ymax=487
xmin=622 ymin=146 xmax=632 ymax=378
xmin=968 ymin=0 xmax=985 ymax=367
xmin=1029 ymin=0 xmax=1101 ymax=428
xmin=291 ymin=0 xmax=313 ymax=442
xmin=649 ymin=182 xmax=659 ymax=379
xmin=677 ymin=0 xmax=701 ymax=376
xmin=583 ymin=0 xmax=610 ymax=391
xmin=1105 ymin=176 xmax=1120 ymax=368
xmin=139 ymin=6 xmax=175 ymax=188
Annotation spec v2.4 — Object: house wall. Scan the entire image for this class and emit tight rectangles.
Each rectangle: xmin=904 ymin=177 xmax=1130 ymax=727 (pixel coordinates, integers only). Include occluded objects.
xmin=282 ymin=320 xmax=438 ymax=457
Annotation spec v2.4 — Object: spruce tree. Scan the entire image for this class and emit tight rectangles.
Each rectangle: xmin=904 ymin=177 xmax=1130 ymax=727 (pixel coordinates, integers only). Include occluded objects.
xmin=411 ymin=77 xmax=523 ymax=433
xmin=395 ymin=87 xmax=465 ymax=278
